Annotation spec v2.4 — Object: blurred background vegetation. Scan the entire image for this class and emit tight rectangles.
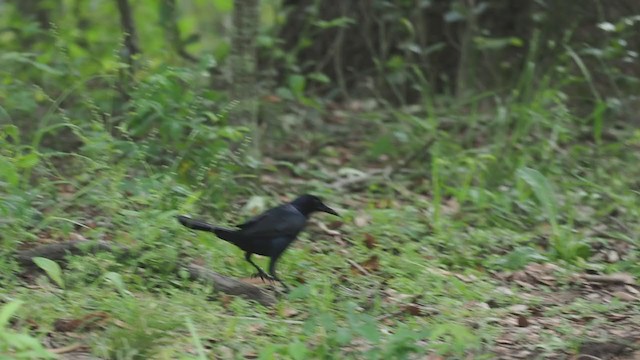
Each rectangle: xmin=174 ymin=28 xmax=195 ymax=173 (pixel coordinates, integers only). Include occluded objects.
xmin=1 ymin=0 xmax=639 ymax=359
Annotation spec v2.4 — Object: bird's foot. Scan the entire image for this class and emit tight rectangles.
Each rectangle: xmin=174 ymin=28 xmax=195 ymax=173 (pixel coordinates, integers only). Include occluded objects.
xmin=251 ymin=271 xmax=275 ymax=283
xmin=274 ymin=279 xmax=290 ymax=293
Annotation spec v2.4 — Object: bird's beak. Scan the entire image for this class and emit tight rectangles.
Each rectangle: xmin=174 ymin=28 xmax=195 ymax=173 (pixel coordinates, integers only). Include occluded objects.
xmin=318 ymin=203 xmax=339 ymax=217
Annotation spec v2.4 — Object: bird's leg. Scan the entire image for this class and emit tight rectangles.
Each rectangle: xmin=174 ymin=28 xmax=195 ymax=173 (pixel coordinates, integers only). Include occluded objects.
xmin=245 ymin=252 xmax=273 ymax=283
xmin=268 ymin=257 xmax=290 ymax=293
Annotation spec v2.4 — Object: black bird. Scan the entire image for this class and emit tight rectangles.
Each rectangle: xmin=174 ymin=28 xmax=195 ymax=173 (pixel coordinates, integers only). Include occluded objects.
xmin=177 ymin=194 xmax=339 ymax=291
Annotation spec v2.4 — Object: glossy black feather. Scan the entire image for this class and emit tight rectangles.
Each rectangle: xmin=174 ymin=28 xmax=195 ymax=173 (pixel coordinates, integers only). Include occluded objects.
xmin=177 ymin=194 xmax=339 ymax=291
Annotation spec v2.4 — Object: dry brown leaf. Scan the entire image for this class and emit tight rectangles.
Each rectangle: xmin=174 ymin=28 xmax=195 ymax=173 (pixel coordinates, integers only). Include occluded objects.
xmin=354 ymin=213 xmax=371 ymax=227
xmin=608 ymin=313 xmax=629 ymax=322
xmin=363 ymin=233 xmax=376 ymax=249
xmin=243 ymin=351 xmax=258 ymax=359
xmin=508 ymin=304 xmax=528 ymax=314
xmin=454 ymin=273 xmax=477 ymax=283
xmin=219 ymin=294 xmax=234 ymax=308
xmin=442 ymin=197 xmax=460 ymax=216
xmin=240 ymin=277 xmax=272 ymax=285
xmin=625 ymin=285 xmax=639 ymax=294
xmin=424 ymin=354 xmax=445 ymax=360
xmin=112 ymin=319 xmax=133 ymax=329
xmin=315 ymin=220 xmax=341 ymax=236
xmin=403 ymin=304 xmax=422 ymax=316
xmin=48 ymin=343 xmax=85 ymax=354
xmin=262 ymin=94 xmax=282 ymax=103
xmin=611 ymin=291 xmax=638 ymax=302
xmin=583 ymin=272 xmax=635 ymax=285
xmin=248 ymin=323 xmax=265 ymax=333
xmin=516 ymin=315 xmax=529 ymax=327
xmin=53 ymin=312 xmax=109 ymax=332
xmin=606 ymin=250 xmax=620 ymax=263
xmin=361 ymin=255 xmax=379 ymax=272
xmin=282 ymin=308 xmax=300 ymax=318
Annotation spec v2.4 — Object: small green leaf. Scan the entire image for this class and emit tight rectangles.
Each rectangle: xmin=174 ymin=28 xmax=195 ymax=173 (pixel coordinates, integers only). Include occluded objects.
xmin=213 ymin=0 xmax=232 ymax=11
xmin=16 ymin=152 xmax=39 ymax=169
xmin=104 ymin=272 xmax=129 ymax=296
xmin=0 ymin=300 xmax=24 ymax=327
xmin=357 ymin=317 xmax=380 ymax=342
xmin=288 ymin=341 xmax=307 ymax=360
xmin=185 ymin=317 xmax=207 ymax=360
xmin=314 ymin=17 xmax=355 ymax=29
xmin=0 ymin=157 xmax=19 ymax=187
xmin=1 ymin=124 xmax=20 ymax=143
xmin=287 ymin=75 xmax=306 ymax=98
xmin=307 ymin=72 xmax=330 ymax=84
xmin=516 ymin=167 xmax=558 ymax=233
xmin=32 ymin=257 xmax=65 ymax=288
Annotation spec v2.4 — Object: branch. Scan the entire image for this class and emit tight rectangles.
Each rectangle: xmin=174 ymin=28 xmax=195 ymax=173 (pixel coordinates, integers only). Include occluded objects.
xmin=14 ymin=240 xmax=276 ymax=307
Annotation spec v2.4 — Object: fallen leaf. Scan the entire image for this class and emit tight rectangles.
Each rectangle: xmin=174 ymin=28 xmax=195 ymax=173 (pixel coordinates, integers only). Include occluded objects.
xmin=219 ymin=294 xmax=234 ymax=308
xmin=282 ymin=308 xmax=299 ymax=318
xmin=625 ymin=285 xmax=639 ymax=294
xmin=361 ymin=255 xmax=379 ymax=272
xmin=606 ymin=250 xmax=620 ymax=263
xmin=442 ymin=197 xmax=460 ymax=216
xmin=53 ymin=312 xmax=109 ymax=332
xmin=48 ymin=343 xmax=85 ymax=354
xmin=315 ymin=220 xmax=341 ymax=236
xmin=403 ymin=304 xmax=422 ymax=316
xmin=243 ymin=351 xmax=258 ymax=359
xmin=112 ymin=319 xmax=132 ymax=329
xmin=354 ymin=213 xmax=371 ymax=227
xmin=611 ymin=291 xmax=638 ymax=302
xmin=582 ymin=273 xmax=635 ymax=285
xmin=508 ymin=304 xmax=528 ymax=314
xmin=513 ymin=350 xmax=532 ymax=358
xmin=517 ymin=315 xmax=529 ymax=327
xmin=328 ymin=220 xmax=344 ymax=229
xmin=262 ymin=94 xmax=282 ymax=103
xmin=248 ymin=323 xmax=265 ymax=333
xmin=363 ymin=233 xmax=376 ymax=249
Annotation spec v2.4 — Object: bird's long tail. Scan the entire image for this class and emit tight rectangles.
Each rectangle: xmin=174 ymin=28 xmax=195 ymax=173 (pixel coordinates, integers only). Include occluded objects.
xmin=176 ymin=215 xmax=236 ymax=241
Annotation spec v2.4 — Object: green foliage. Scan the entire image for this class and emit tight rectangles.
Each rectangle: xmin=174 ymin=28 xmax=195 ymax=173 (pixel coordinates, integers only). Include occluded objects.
xmin=0 ymin=301 xmax=55 ymax=359
xmin=516 ymin=167 xmax=559 ymax=234
xmin=32 ymin=257 xmax=65 ymax=289
xmin=0 ymin=1 xmax=638 ymax=358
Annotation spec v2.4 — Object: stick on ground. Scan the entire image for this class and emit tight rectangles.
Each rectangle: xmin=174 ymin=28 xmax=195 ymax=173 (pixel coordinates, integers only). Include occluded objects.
xmin=14 ymin=240 xmax=276 ymax=307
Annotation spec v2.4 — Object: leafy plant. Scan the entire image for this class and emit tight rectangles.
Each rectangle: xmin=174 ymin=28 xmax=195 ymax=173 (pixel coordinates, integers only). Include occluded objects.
xmin=0 ymin=301 xmax=55 ymax=359
xmin=32 ymin=257 xmax=65 ymax=289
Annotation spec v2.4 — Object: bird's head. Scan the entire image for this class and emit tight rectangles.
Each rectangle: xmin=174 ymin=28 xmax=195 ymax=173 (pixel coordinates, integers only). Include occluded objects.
xmin=291 ymin=194 xmax=339 ymax=217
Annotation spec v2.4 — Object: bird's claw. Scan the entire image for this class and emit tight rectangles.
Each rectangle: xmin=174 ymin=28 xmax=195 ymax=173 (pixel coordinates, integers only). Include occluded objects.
xmin=251 ymin=272 xmax=275 ymax=283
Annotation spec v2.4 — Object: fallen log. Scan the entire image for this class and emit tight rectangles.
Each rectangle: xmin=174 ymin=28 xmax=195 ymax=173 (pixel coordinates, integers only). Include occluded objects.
xmin=14 ymin=240 xmax=276 ymax=307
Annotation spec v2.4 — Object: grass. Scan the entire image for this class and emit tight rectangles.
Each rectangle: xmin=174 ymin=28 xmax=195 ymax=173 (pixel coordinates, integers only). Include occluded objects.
xmin=1 ymin=28 xmax=639 ymax=357
xmin=2 ymin=100 xmax=639 ymax=359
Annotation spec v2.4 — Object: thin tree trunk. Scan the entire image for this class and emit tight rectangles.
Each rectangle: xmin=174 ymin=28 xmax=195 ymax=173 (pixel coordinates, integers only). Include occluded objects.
xmin=229 ymin=0 xmax=260 ymax=156
xmin=160 ymin=0 xmax=198 ymax=62
xmin=116 ymin=0 xmax=140 ymax=70
xmin=114 ymin=0 xmax=140 ymax=113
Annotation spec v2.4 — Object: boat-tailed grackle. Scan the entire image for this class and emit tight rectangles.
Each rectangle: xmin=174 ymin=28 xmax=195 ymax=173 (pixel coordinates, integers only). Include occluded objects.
xmin=177 ymin=194 xmax=339 ymax=291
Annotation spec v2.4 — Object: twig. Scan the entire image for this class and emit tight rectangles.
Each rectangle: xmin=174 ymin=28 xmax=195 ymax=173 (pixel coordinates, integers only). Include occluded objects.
xmin=49 ymin=343 xmax=84 ymax=355
xmin=347 ymin=259 xmax=370 ymax=276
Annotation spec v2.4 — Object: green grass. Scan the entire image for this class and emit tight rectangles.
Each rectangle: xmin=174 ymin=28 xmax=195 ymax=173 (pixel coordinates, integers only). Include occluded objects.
xmin=2 ymin=110 xmax=639 ymax=358
xmin=1 ymin=19 xmax=639 ymax=357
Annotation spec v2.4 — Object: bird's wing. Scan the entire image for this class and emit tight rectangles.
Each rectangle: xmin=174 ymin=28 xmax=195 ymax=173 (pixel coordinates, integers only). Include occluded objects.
xmin=235 ymin=204 xmax=306 ymax=238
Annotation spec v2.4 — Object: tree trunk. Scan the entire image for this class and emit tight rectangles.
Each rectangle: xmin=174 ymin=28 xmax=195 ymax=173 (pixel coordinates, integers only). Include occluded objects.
xmin=229 ymin=0 xmax=261 ymax=156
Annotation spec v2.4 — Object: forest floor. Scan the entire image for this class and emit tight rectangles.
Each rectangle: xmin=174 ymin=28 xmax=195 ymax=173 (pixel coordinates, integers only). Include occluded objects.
xmin=3 ymin=105 xmax=640 ymax=360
